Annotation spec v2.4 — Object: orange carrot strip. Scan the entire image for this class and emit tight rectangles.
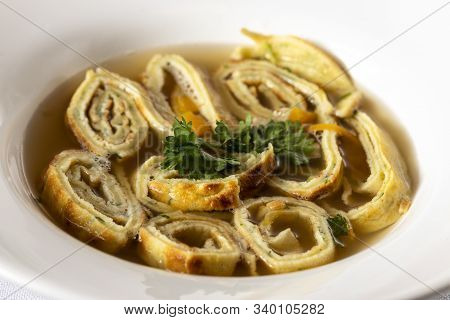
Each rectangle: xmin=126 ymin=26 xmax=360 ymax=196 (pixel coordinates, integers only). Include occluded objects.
xmin=288 ymin=107 xmax=317 ymax=123
xmin=307 ymin=123 xmax=358 ymax=142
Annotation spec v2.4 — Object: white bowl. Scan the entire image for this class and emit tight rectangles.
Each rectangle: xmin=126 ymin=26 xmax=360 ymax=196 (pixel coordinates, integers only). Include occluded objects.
xmin=0 ymin=0 xmax=449 ymax=299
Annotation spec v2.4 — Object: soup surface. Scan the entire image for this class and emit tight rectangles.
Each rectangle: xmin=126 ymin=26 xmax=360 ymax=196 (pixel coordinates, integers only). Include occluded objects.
xmin=23 ymin=43 xmax=416 ymax=275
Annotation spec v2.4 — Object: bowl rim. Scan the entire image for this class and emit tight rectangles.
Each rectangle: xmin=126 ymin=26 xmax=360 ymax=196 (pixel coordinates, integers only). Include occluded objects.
xmin=1 ymin=0 xmax=449 ymax=299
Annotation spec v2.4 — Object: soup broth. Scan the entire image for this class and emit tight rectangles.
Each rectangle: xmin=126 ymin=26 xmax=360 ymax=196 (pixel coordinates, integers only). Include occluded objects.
xmin=23 ymin=44 xmax=417 ymax=274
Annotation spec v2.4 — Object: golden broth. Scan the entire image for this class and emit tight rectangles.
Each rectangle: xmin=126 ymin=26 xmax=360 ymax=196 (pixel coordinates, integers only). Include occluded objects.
xmin=23 ymin=44 xmax=417 ymax=274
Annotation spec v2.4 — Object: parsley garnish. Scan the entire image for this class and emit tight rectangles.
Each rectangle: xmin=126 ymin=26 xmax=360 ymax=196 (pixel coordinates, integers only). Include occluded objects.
xmin=327 ymin=214 xmax=350 ymax=247
xmin=214 ymin=115 xmax=317 ymax=167
xmin=162 ymin=118 xmax=240 ymax=179
xmin=162 ymin=115 xmax=318 ymax=180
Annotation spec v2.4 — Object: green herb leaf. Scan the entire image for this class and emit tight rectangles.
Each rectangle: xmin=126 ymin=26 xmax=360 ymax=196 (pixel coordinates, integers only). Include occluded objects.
xmin=327 ymin=214 xmax=350 ymax=247
xmin=162 ymin=115 xmax=319 ymax=180
xmin=256 ymin=120 xmax=317 ymax=167
xmin=161 ymin=118 xmax=240 ymax=179
xmin=214 ymin=115 xmax=318 ymax=167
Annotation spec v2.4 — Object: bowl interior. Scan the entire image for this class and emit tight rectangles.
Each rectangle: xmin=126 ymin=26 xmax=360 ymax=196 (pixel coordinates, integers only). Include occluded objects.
xmin=0 ymin=0 xmax=448 ymax=299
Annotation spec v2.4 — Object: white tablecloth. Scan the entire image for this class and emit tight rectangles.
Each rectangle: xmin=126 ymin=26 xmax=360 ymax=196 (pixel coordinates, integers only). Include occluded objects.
xmin=0 ymin=278 xmax=47 ymax=299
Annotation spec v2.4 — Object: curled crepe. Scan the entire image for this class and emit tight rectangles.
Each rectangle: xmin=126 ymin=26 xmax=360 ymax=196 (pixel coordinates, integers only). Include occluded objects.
xmin=141 ymin=54 xmax=236 ymax=136
xmin=132 ymin=145 xmax=275 ymax=212
xmin=231 ymin=29 xmax=361 ymax=117
xmin=66 ymin=68 xmax=149 ymax=160
xmin=234 ymin=197 xmax=335 ymax=274
xmin=338 ymin=112 xmax=411 ymax=233
xmin=138 ymin=212 xmax=256 ymax=276
xmin=41 ymin=150 xmax=146 ymax=252
xmin=216 ymin=60 xmax=343 ymax=199
xmin=215 ymin=60 xmax=311 ymax=122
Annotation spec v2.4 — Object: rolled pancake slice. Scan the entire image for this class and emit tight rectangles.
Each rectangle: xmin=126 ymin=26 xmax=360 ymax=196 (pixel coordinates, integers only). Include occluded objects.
xmin=234 ymin=197 xmax=335 ymax=274
xmin=141 ymin=54 xmax=236 ymax=136
xmin=132 ymin=145 xmax=275 ymax=212
xmin=66 ymin=69 xmax=149 ymax=160
xmin=216 ymin=60 xmax=343 ymax=199
xmin=138 ymin=212 xmax=256 ymax=276
xmin=340 ymin=112 xmax=411 ymax=233
xmin=41 ymin=150 xmax=146 ymax=252
xmin=215 ymin=60 xmax=311 ymax=122
xmin=231 ymin=29 xmax=361 ymax=117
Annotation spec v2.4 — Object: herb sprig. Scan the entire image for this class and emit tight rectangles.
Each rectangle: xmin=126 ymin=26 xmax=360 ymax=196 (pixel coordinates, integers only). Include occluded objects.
xmin=327 ymin=214 xmax=350 ymax=247
xmin=162 ymin=115 xmax=318 ymax=180
xmin=162 ymin=118 xmax=240 ymax=179
xmin=214 ymin=115 xmax=318 ymax=167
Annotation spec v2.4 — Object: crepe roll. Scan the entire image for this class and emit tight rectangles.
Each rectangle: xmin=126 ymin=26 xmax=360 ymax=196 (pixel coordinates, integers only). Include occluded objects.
xmin=234 ymin=197 xmax=335 ymax=274
xmin=138 ymin=212 xmax=256 ymax=276
xmin=340 ymin=112 xmax=411 ymax=233
xmin=66 ymin=69 xmax=149 ymax=160
xmin=132 ymin=145 xmax=275 ymax=212
xmin=216 ymin=60 xmax=344 ymax=199
xmin=141 ymin=54 xmax=236 ymax=137
xmin=41 ymin=150 xmax=146 ymax=252
xmin=231 ymin=29 xmax=361 ymax=117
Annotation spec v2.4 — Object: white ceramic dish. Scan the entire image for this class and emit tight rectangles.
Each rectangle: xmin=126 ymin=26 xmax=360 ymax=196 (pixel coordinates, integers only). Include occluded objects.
xmin=0 ymin=0 xmax=449 ymax=299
